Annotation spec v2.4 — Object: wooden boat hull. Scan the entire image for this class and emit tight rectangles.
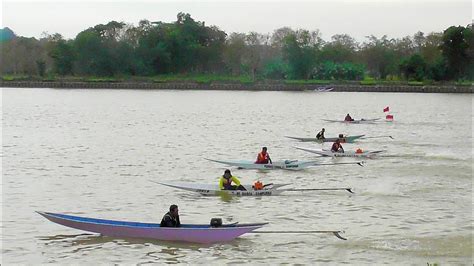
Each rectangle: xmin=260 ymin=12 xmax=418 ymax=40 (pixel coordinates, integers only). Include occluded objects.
xmin=285 ymin=135 xmax=365 ymax=143
xmin=37 ymin=211 xmax=266 ymax=244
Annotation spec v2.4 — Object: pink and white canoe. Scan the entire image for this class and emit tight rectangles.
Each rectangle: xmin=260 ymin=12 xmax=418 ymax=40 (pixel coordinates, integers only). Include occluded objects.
xmin=37 ymin=211 xmax=266 ymax=244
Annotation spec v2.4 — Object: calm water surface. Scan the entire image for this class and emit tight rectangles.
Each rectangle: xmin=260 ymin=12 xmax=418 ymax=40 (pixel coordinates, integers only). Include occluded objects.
xmin=1 ymin=88 xmax=472 ymax=264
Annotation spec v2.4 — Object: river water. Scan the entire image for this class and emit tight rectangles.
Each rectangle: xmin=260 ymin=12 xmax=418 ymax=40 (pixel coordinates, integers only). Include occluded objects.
xmin=1 ymin=88 xmax=472 ymax=264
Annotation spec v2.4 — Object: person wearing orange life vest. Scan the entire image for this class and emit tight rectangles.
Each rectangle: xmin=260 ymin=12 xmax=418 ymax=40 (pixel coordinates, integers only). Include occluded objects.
xmin=255 ymin=147 xmax=272 ymax=164
xmin=253 ymin=181 xmax=264 ymax=190
xmin=219 ymin=169 xmax=246 ymax=191
xmin=331 ymin=139 xmax=345 ymax=153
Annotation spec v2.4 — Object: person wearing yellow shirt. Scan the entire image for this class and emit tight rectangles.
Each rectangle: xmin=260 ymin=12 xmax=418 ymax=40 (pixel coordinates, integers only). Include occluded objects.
xmin=219 ymin=169 xmax=246 ymax=191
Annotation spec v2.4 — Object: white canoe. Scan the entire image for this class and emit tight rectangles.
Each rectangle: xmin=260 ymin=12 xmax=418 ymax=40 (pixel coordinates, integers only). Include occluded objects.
xmin=204 ymin=158 xmax=318 ymax=170
xmin=156 ymin=181 xmax=291 ymax=196
xmin=314 ymin=87 xmax=334 ymax=92
xmin=295 ymin=147 xmax=384 ymax=158
xmin=323 ymin=118 xmax=380 ymax=124
xmin=155 ymin=181 xmax=354 ymax=196
xmin=285 ymin=135 xmax=365 ymax=143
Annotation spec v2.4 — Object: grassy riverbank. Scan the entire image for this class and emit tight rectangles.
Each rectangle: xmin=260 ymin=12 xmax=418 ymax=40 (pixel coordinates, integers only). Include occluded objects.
xmin=1 ymin=74 xmax=472 ymax=87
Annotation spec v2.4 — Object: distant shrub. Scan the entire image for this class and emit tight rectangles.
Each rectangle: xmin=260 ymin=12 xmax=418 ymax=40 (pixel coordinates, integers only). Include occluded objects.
xmin=407 ymin=81 xmax=424 ymax=86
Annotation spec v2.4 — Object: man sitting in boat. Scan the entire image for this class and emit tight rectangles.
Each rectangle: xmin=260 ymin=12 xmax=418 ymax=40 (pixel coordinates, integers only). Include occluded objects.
xmin=338 ymin=133 xmax=346 ymax=142
xmin=219 ymin=169 xmax=246 ymax=190
xmin=331 ymin=139 xmax=345 ymax=153
xmin=344 ymin=114 xmax=354 ymax=121
xmin=160 ymin=204 xmax=181 ymax=227
xmin=255 ymin=147 xmax=272 ymax=164
xmin=316 ymin=128 xmax=325 ymax=140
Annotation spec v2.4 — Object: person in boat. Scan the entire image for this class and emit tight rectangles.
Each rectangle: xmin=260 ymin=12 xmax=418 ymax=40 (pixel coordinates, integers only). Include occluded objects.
xmin=331 ymin=139 xmax=344 ymax=153
xmin=219 ymin=169 xmax=246 ymax=191
xmin=255 ymin=147 xmax=272 ymax=164
xmin=316 ymin=128 xmax=325 ymax=140
xmin=160 ymin=204 xmax=181 ymax=227
xmin=344 ymin=114 xmax=354 ymax=121
xmin=338 ymin=133 xmax=346 ymax=142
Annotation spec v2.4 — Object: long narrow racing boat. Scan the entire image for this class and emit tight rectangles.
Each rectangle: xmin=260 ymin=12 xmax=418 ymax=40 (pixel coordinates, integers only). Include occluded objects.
xmin=205 ymin=158 xmax=364 ymax=170
xmin=323 ymin=118 xmax=380 ymax=124
xmin=37 ymin=211 xmax=266 ymax=244
xmin=295 ymin=147 xmax=384 ymax=158
xmin=285 ymin=135 xmax=365 ymax=143
xmin=154 ymin=181 xmax=354 ymax=196
xmin=204 ymin=158 xmax=318 ymax=170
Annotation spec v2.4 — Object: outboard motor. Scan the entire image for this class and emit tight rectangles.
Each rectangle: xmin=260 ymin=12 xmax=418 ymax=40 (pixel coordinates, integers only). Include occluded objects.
xmin=210 ymin=218 xmax=222 ymax=227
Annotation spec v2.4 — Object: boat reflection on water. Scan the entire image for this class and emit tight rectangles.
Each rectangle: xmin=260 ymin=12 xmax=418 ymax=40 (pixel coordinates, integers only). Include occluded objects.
xmin=38 ymin=233 xmax=205 ymax=250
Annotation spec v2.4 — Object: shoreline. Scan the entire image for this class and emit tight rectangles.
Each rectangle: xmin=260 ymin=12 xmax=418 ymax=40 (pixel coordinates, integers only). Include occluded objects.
xmin=1 ymin=81 xmax=472 ymax=93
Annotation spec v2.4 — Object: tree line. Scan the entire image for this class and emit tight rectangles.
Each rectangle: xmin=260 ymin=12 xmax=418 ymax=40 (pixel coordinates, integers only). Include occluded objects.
xmin=1 ymin=12 xmax=472 ymax=81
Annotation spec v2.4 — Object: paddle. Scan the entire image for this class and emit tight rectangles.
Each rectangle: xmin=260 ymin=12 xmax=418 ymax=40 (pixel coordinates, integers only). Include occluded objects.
xmin=251 ymin=230 xmax=347 ymax=240
xmin=286 ymin=188 xmax=354 ymax=194
xmin=361 ymin=135 xmax=394 ymax=140
xmin=311 ymin=161 xmax=365 ymax=167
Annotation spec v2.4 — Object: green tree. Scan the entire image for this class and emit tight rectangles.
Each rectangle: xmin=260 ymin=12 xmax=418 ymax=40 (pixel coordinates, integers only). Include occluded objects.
xmin=223 ymin=33 xmax=246 ymax=75
xmin=399 ymin=54 xmax=427 ymax=81
xmin=48 ymin=37 xmax=75 ymax=75
xmin=420 ymin=32 xmax=443 ymax=65
xmin=360 ymin=35 xmax=398 ymax=79
xmin=262 ymin=57 xmax=288 ymax=79
xmin=428 ymin=58 xmax=447 ymax=81
xmin=36 ymin=59 xmax=46 ymax=77
xmin=320 ymin=34 xmax=358 ymax=63
xmin=282 ymin=33 xmax=317 ymax=79
xmin=74 ymin=29 xmax=109 ymax=75
xmin=440 ymin=25 xmax=473 ymax=79
xmin=312 ymin=61 xmax=364 ymax=80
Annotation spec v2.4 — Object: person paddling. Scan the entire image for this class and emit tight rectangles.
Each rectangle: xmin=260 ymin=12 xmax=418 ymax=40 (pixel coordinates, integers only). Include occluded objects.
xmin=338 ymin=133 xmax=346 ymax=143
xmin=316 ymin=128 xmax=325 ymax=140
xmin=344 ymin=114 xmax=354 ymax=121
xmin=255 ymin=147 xmax=272 ymax=164
xmin=219 ymin=169 xmax=246 ymax=191
xmin=160 ymin=204 xmax=181 ymax=227
xmin=331 ymin=139 xmax=344 ymax=153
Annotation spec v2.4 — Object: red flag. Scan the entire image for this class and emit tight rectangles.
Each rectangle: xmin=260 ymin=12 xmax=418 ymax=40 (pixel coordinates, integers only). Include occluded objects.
xmin=383 ymin=106 xmax=389 ymax=112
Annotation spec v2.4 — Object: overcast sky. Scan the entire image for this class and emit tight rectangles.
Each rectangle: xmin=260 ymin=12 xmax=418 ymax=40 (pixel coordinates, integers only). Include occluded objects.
xmin=1 ymin=0 xmax=472 ymax=42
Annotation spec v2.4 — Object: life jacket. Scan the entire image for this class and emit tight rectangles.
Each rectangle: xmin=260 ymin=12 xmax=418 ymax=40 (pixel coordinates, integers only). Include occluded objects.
xmin=253 ymin=181 xmax=263 ymax=190
xmin=356 ymin=148 xmax=363 ymax=154
xmin=256 ymin=152 xmax=269 ymax=164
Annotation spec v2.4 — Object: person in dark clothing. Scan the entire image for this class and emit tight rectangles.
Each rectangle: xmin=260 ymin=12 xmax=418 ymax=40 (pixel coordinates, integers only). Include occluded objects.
xmin=344 ymin=114 xmax=354 ymax=121
xmin=331 ymin=139 xmax=344 ymax=153
xmin=160 ymin=204 xmax=181 ymax=227
xmin=316 ymin=128 xmax=325 ymax=140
